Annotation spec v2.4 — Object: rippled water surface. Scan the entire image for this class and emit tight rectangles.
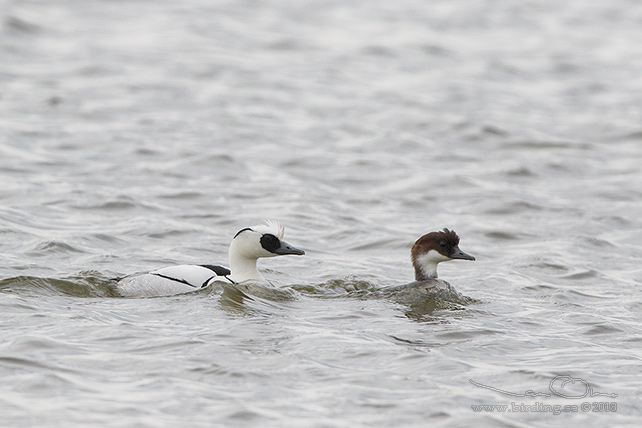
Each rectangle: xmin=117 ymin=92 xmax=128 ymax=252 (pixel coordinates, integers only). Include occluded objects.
xmin=2 ymin=1 xmax=642 ymax=427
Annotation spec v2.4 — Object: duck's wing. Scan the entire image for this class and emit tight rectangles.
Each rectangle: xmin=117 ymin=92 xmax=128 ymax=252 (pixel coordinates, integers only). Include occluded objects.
xmin=116 ymin=264 xmax=232 ymax=297
xmin=151 ymin=264 xmax=231 ymax=286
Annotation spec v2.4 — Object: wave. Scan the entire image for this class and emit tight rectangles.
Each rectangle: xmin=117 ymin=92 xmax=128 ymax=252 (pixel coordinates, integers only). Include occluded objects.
xmin=293 ymin=277 xmax=478 ymax=320
xmin=0 ymin=273 xmax=119 ymax=298
xmin=0 ymin=273 xmax=478 ymax=321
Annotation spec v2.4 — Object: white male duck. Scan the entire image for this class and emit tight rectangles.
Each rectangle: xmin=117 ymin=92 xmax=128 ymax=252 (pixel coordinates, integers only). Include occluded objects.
xmin=115 ymin=221 xmax=304 ymax=297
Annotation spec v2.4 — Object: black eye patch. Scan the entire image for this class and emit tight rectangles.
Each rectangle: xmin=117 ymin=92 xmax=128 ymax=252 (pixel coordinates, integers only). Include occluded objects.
xmin=260 ymin=233 xmax=281 ymax=253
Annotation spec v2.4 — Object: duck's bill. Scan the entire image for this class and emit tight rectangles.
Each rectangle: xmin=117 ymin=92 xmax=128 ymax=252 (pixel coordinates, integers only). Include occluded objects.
xmin=450 ymin=247 xmax=475 ymax=261
xmin=274 ymin=241 xmax=305 ymax=256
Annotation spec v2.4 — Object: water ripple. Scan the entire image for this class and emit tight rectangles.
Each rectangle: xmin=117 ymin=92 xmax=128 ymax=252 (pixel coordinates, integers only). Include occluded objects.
xmin=1 ymin=0 xmax=641 ymax=426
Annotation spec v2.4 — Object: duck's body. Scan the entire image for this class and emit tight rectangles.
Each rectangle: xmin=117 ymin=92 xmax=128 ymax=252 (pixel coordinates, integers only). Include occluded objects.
xmin=115 ymin=221 xmax=304 ymax=297
xmin=116 ymin=264 xmax=233 ymax=297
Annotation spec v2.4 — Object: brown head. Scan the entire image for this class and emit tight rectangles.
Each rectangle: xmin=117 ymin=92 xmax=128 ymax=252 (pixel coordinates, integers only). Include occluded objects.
xmin=411 ymin=228 xmax=475 ymax=281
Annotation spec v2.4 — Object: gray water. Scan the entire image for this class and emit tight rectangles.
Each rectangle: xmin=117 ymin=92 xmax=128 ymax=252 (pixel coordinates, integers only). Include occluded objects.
xmin=1 ymin=0 xmax=642 ymax=427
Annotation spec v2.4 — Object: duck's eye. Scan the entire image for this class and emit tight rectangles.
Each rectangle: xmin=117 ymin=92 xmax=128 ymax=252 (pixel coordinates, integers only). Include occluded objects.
xmin=438 ymin=241 xmax=447 ymax=247
xmin=260 ymin=233 xmax=281 ymax=253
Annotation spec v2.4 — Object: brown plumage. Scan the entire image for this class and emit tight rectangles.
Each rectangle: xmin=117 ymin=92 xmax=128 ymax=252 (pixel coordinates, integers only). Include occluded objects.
xmin=412 ymin=228 xmax=459 ymax=258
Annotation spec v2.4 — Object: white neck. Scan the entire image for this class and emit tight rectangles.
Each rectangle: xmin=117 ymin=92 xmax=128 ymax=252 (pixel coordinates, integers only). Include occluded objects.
xmin=228 ymin=254 xmax=265 ymax=283
xmin=413 ymin=250 xmax=448 ymax=281
xmin=415 ymin=261 xmax=438 ymax=281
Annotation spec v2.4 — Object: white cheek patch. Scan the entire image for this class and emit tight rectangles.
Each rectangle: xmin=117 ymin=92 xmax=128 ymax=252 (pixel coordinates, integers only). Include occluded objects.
xmin=417 ymin=250 xmax=450 ymax=265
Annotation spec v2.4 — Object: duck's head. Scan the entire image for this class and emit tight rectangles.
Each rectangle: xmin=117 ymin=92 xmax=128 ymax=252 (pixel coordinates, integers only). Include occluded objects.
xmin=229 ymin=220 xmax=305 ymax=260
xmin=411 ymin=228 xmax=474 ymax=281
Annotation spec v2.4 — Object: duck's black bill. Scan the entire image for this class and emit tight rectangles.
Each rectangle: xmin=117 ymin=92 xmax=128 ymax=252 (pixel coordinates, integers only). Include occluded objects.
xmin=450 ymin=247 xmax=475 ymax=261
xmin=274 ymin=241 xmax=305 ymax=256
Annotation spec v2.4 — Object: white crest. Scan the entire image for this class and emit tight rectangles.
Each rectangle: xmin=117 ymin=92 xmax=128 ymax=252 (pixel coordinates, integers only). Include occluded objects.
xmin=252 ymin=220 xmax=285 ymax=239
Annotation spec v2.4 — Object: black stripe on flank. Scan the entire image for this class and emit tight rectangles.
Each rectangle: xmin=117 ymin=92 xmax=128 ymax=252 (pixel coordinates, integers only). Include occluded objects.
xmin=199 ymin=265 xmax=231 ymax=276
xmin=151 ymin=273 xmax=198 ymax=288
xmin=201 ymin=276 xmax=216 ymax=288
xmin=200 ymin=275 xmax=236 ymax=288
